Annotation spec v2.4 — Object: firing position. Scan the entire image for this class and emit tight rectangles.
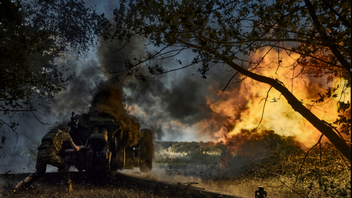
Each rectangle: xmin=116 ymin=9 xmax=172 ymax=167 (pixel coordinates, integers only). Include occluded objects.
xmin=15 ymin=125 xmax=85 ymax=192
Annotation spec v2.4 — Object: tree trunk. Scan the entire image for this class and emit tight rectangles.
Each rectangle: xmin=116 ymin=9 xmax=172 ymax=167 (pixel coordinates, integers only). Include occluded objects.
xmin=304 ymin=0 xmax=351 ymax=72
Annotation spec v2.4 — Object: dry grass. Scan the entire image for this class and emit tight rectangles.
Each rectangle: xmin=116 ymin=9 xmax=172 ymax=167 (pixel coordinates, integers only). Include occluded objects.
xmin=152 ymin=137 xmax=351 ymax=198
xmin=206 ymin=141 xmax=351 ymax=198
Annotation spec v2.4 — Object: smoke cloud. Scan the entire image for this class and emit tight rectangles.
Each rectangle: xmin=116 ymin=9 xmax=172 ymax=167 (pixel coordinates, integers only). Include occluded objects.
xmin=94 ymin=33 xmax=237 ymax=141
xmin=50 ymin=58 xmax=105 ymax=116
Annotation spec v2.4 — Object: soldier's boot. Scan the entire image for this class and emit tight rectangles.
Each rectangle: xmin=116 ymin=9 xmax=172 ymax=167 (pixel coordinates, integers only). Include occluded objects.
xmin=67 ymin=182 xmax=73 ymax=193
xmin=58 ymin=163 xmax=72 ymax=192
xmin=64 ymin=172 xmax=72 ymax=193
xmin=14 ymin=181 xmax=27 ymax=192
xmin=14 ymin=174 xmax=34 ymax=192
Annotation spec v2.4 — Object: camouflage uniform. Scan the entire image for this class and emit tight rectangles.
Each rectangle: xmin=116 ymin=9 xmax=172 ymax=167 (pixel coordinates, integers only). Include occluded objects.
xmin=16 ymin=127 xmax=73 ymax=191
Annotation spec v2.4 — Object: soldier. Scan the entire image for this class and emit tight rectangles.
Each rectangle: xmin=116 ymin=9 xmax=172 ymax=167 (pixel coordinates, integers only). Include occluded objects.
xmin=14 ymin=125 xmax=85 ymax=192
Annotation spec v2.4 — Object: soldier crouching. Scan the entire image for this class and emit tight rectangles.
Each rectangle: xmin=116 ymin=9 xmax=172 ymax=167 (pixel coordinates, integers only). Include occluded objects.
xmin=15 ymin=125 xmax=85 ymax=193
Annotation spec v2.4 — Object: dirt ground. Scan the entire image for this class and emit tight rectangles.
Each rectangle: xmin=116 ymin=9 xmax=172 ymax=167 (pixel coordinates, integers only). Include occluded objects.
xmin=2 ymin=164 xmax=344 ymax=198
xmin=0 ymin=174 xmax=307 ymax=198
xmin=0 ymin=172 xmax=186 ymax=198
xmin=0 ymin=168 xmax=244 ymax=198
xmin=2 ymin=181 xmax=174 ymax=198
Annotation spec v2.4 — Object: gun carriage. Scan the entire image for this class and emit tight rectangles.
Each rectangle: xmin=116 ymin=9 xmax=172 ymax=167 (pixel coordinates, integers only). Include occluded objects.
xmin=65 ymin=111 xmax=153 ymax=173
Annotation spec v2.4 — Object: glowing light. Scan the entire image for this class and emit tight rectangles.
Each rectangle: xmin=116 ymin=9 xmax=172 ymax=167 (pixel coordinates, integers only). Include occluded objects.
xmin=203 ymin=47 xmax=349 ymax=147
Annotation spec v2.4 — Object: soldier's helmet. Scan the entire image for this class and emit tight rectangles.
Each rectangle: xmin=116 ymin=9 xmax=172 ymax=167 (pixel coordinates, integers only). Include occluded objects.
xmin=58 ymin=125 xmax=68 ymax=133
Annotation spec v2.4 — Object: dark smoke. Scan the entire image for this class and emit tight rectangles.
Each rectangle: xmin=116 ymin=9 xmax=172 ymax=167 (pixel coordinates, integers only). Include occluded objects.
xmin=125 ymin=77 xmax=209 ymax=121
xmin=96 ymin=33 xmax=238 ymax=141
xmin=50 ymin=58 xmax=105 ymax=116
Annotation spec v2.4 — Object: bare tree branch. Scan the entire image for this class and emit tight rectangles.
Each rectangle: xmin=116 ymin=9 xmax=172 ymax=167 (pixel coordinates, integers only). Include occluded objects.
xmin=267 ymin=172 xmax=305 ymax=198
xmin=221 ymin=72 xmax=239 ymax=92
xmin=0 ymin=118 xmax=18 ymax=144
xmin=30 ymin=111 xmax=51 ymax=126
xmin=294 ymin=134 xmax=324 ymax=186
xmin=255 ymin=86 xmax=273 ymax=129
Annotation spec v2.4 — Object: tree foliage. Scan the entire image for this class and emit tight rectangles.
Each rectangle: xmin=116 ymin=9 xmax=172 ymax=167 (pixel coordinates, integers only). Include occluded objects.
xmin=22 ymin=0 xmax=110 ymax=56
xmin=0 ymin=0 xmax=109 ymax=131
xmin=107 ymin=0 xmax=351 ymax=161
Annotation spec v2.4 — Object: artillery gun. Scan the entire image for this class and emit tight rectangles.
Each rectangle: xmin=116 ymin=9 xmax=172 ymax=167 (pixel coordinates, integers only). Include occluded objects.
xmin=64 ymin=111 xmax=153 ymax=173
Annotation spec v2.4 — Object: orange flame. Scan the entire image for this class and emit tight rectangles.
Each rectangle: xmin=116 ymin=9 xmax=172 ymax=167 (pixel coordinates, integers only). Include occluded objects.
xmin=205 ymin=47 xmax=350 ymax=147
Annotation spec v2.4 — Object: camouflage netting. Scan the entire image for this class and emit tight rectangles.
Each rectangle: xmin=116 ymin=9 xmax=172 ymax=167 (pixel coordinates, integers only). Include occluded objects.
xmin=89 ymin=84 xmax=139 ymax=147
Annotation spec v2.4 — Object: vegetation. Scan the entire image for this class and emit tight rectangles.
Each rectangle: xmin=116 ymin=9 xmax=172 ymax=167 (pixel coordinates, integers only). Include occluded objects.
xmin=223 ymin=141 xmax=351 ymax=198
xmin=154 ymin=141 xmax=225 ymax=164
xmin=226 ymin=131 xmax=351 ymax=197
xmin=0 ymin=0 xmax=109 ymax=145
